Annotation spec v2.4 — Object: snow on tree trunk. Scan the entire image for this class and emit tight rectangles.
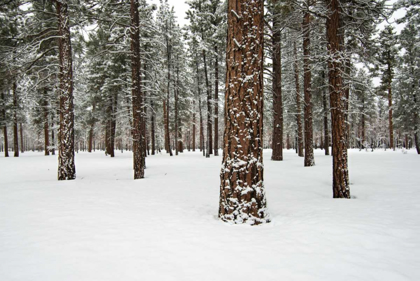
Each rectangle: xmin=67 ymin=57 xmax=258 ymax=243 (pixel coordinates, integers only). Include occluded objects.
xmin=130 ymin=0 xmax=145 ymax=179
xmin=326 ymin=0 xmax=350 ymax=198
xmin=56 ymin=1 xmax=75 ymax=180
xmin=271 ymin=2 xmax=283 ymax=161
xmin=303 ymin=9 xmax=314 ymax=166
xmin=214 ymin=46 xmax=219 ymax=156
xmin=293 ymin=41 xmax=304 ymax=157
xmin=219 ymin=0 xmax=269 ymax=225
xmin=12 ymin=82 xmax=18 ymax=157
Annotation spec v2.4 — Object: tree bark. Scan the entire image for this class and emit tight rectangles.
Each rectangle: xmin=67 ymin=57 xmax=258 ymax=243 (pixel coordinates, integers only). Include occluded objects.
xmin=303 ymin=10 xmax=314 ymax=166
xmin=56 ymin=1 xmax=75 ymax=180
xmin=43 ymin=88 xmax=49 ymax=156
xmin=192 ymin=99 xmax=196 ymax=151
xmin=322 ymin=70 xmax=329 ymax=155
xmin=151 ymin=99 xmax=155 ymax=155
xmin=20 ymin=123 xmax=23 ymax=153
xmin=130 ymin=0 xmax=145 ymax=179
xmin=293 ymin=41 xmax=304 ymax=157
xmin=12 ymin=82 xmax=19 ymax=157
xmin=388 ymin=82 xmax=394 ymax=150
xmin=271 ymin=3 xmax=283 ymax=161
xmin=219 ymin=0 xmax=269 ymax=225
xmin=175 ymin=58 xmax=179 ymax=156
xmin=326 ymin=0 xmax=350 ymax=198
xmin=1 ymin=92 xmax=8 ymax=157
xmin=214 ymin=46 xmax=219 ymax=156
xmin=203 ymin=50 xmax=212 ymax=157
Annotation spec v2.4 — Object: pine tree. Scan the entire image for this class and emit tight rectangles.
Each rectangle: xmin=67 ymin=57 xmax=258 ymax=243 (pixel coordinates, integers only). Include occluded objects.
xmin=219 ymin=0 xmax=269 ymax=225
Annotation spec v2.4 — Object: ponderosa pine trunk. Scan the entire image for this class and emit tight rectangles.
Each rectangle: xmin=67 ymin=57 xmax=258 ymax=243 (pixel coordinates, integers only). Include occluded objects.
xmin=130 ymin=0 xmax=145 ymax=179
xmin=151 ymin=99 xmax=155 ymax=155
xmin=19 ymin=123 xmax=23 ymax=153
xmin=293 ymin=41 xmax=304 ymax=157
xmin=326 ymin=0 xmax=350 ymax=198
xmin=192 ymin=99 xmax=196 ymax=151
xmin=56 ymin=0 xmax=75 ymax=180
xmin=303 ymin=9 xmax=314 ymax=166
xmin=322 ymin=70 xmax=329 ymax=155
xmin=43 ymin=88 xmax=49 ymax=156
xmin=12 ymin=82 xmax=18 ymax=157
xmin=388 ymin=82 xmax=394 ymax=150
xmin=203 ymin=50 xmax=212 ymax=157
xmin=1 ymin=92 xmax=8 ymax=157
xmin=214 ymin=46 xmax=219 ymax=156
xmin=271 ymin=3 xmax=283 ymax=161
xmin=219 ymin=0 xmax=269 ymax=225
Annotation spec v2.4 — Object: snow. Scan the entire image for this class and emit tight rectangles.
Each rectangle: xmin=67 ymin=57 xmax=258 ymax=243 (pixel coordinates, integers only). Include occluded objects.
xmin=1 ymin=149 xmax=420 ymax=280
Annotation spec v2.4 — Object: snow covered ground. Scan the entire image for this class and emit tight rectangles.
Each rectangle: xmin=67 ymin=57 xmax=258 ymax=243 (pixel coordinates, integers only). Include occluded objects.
xmin=1 ymin=148 xmax=419 ymax=281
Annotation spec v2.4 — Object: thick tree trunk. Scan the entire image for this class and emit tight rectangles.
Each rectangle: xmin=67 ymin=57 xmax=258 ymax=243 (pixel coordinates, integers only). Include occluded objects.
xmin=326 ymin=0 xmax=350 ymax=198
xmin=303 ymin=10 xmax=314 ymax=166
xmin=219 ymin=0 xmax=269 ymax=225
xmin=203 ymin=50 xmax=212 ymax=157
xmin=214 ymin=46 xmax=219 ymax=156
xmin=12 ymin=82 xmax=19 ymax=157
xmin=56 ymin=1 xmax=75 ymax=180
xmin=130 ymin=0 xmax=145 ymax=179
xmin=43 ymin=89 xmax=49 ymax=156
xmin=1 ymin=92 xmax=8 ymax=157
xmin=271 ymin=5 xmax=283 ymax=161
xmin=293 ymin=41 xmax=304 ymax=157
xmin=322 ymin=70 xmax=329 ymax=155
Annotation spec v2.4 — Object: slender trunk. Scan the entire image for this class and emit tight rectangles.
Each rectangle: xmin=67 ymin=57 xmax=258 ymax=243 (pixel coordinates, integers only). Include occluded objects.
xmin=166 ymin=19 xmax=173 ymax=157
xmin=271 ymin=5 xmax=283 ymax=161
xmin=51 ymin=113 xmax=55 ymax=155
xmin=19 ymin=123 xmax=23 ymax=153
xmin=163 ymin=99 xmax=168 ymax=152
xmin=293 ymin=41 xmax=304 ymax=157
xmin=322 ymin=70 xmax=329 ymax=155
xmin=12 ymin=83 xmax=19 ymax=157
xmin=192 ymin=99 xmax=196 ymax=151
xmin=130 ymin=0 xmax=145 ymax=179
xmin=286 ymin=133 xmax=290 ymax=150
xmin=219 ymin=0 xmax=269 ymax=225
xmin=303 ymin=9 xmax=314 ymax=166
xmin=1 ymin=92 xmax=8 ymax=157
xmin=43 ymin=89 xmax=49 ymax=156
xmin=326 ymin=0 xmax=350 ymax=198
xmin=199 ymin=97 xmax=204 ymax=155
xmin=388 ymin=82 xmax=394 ymax=150
xmin=203 ymin=50 xmax=212 ymax=157
xmin=214 ymin=46 xmax=219 ymax=156
xmin=151 ymin=99 xmax=155 ymax=155
xmin=88 ymin=101 xmax=95 ymax=153
xmin=175 ymin=57 xmax=179 ymax=156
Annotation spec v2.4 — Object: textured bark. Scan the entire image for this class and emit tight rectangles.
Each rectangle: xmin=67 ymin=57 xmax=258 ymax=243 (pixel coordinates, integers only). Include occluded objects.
xmin=43 ymin=89 xmax=49 ymax=156
xmin=12 ymin=82 xmax=18 ymax=157
xmin=214 ymin=46 xmax=219 ymax=156
xmin=51 ymin=114 xmax=55 ymax=155
xmin=19 ymin=123 xmax=23 ymax=153
xmin=1 ymin=92 xmax=8 ymax=157
xmin=293 ymin=41 xmax=304 ymax=157
xmin=271 ymin=6 xmax=283 ymax=161
xmin=303 ymin=10 xmax=314 ymax=166
xmin=203 ymin=50 xmax=212 ymax=157
xmin=199 ymin=96 xmax=204 ymax=155
xmin=56 ymin=1 xmax=75 ymax=180
xmin=326 ymin=0 xmax=350 ymax=198
xmin=130 ymin=0 xmax=145 ymax=179
xmin=219 ymin=0 xmax=269 ymax=225
xmin=322 ymin=70 xmax=329 ymax=155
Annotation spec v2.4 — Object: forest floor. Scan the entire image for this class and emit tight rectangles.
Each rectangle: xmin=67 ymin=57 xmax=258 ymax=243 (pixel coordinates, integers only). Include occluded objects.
xmin=0 ymin=148 xmax=419 ymax=281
